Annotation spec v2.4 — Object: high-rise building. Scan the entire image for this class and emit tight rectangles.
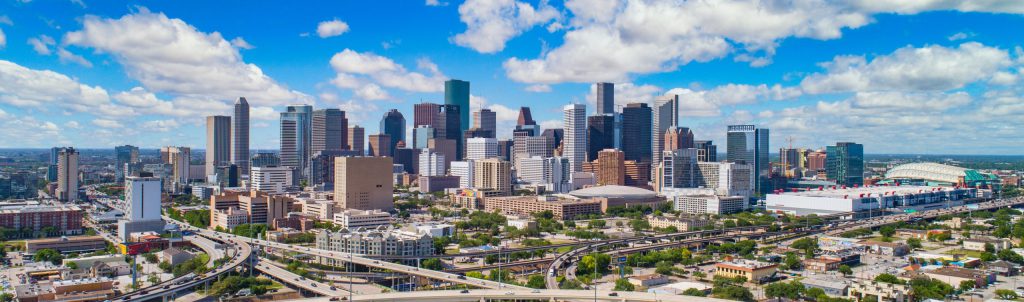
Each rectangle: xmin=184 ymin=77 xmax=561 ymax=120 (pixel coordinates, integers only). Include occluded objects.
xmin=586 ymin=115 xmax=615 ymax=161
xmin=695 ymin=140 xmax=718 ymax=162
xmin=348 ymin=125 xmax=365 ymax=155
xmin=393 ymin=148 xmax=419 ymax=174
xmin=412 ymin=125 xmax=435 ymax=150
xmin=515 ymin=107 xmax=540 ymax=136
xmin=513 ymin=132 xmax=552 ymax=169
xmin=419 ymin=149 xmax=445 ymax=177
xmin=652 ymin=94 xmax=679 ymax=172
xmin=438 ymin=104 xmax=463 ymax=160
xmin=281 ymin=105 xmax=313 ymax=179
xmin=726 ymin=125 xmax=769 ymax=195
xmin=563 ymin=104 xmax=586 ymax=173
xmin=807 ymin=150 xmax=827 ymax=172
xmin=379 ymin=109 xmax=406 ymax=155
xmin=595 ymin=82 xmax=614 ymax=115
xmin=428 ymin=138 xmax=457 ymax=171
xmin=232 ymin=97 xmax=251 ymax=175
xmin=47 ymin=147 xmax=61 ymax=182
xmin=251 ymin=152 xmax=280 ymax=168
xmin=368 ymin=134 xmax=391 ymax=157
xmin=450 ymin=160 xmax=474 ymax=188
xmin=114 ymin=145 xmax=139 ymax=183
xmin=473 ymin=158 xmax=511 ymax=195
xmin=473 ymin=109 xmax=497 ymax=138
xmin=206 ymin=115 xmax=231 ymax=177
xmin=160 ymin=146 xmax=190 ymax=191
xmin=445 ymin=79 xmax=470 ymax=135
xmin=56 ymin=147 xmax=79 ymax=202
xmin=517 ymin=156 xmax=571 ymax=193
xmin=335 ymin=157 xmax=394 ymax=211
xmin=582 ymin=149 xmax=624 ymax=186
xmin=624 ymin=160 xmax=650 ymax=188
xmin=125 ymin=176 xmax=162 ymax=222
xmin=697 ymin=162 xmax=753 ymax=199
xmin=466 ymin=137 xmax=498 ymax=161
xmin=251 ymin=166 xmax=296 ymax=194
xmin=414 ymin=102 xmax=442 ymax=128
xmin=779 ymin=148 xmax=802 ymax=175
xmin=312 ymin=109 xmax=348 ymax=156
xmin=218 ymin=164 xmax=240 ymax=188
xmin=656 ymin=148 xmax=698 ymax=191
xmin=622 ymin=103 xmax=652 ymax=164
xmin=664 ymin=127 xmax=695 ymax=152
xmin=541 ymin=129 xmax=563 ymax=152
xmin=309 ymin=150 xmax=360 ymax=188
xmin=826 ymin=142 xmax=864 ymax=186
xmin=463 ymin=127 xmax=493 ymax=141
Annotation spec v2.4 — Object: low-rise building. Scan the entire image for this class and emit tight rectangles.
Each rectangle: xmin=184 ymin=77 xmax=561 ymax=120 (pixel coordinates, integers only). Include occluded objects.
xmin=211 ymin=207 xmax=247 ymax=230
xmin=333 ymin=209 xmax=392 ymax=229
xmin=896 ymin=229 xmax=950 ymax=240
xmin=413 ymin=223 xmax=454 ymax=237
xmin=62 ymin=255 xmax=131 ymax=278
xmin=628 ymin=274 xmax=670 ymax=287
xmin=271 ymin=212 xmax=315 ymax=231
xmin=484 ymin=195 xmax=601 ymax=220
xmin=848 ymin=280 xmax=911 ymax=302
xmin=14 ymin=277 xmax=115 ymax=302
xmin=507 ymin=218 xmax=537 ymax=231
xmin=0 ymin=204 xmax=84 ymax=237
xmin=159 ymin=247 xmax=193 ymax=266
xmin=315 ymin=227 xmax=433 ymax=266
xmin=25 ymin=236 xmax=106 ymax=254
xmin=801 ymin=276 xmax=849 ymax=297
xmin=923 ymin=266 xmax=996 ymax=288
xmin=862 ymin=240 xmax=910 ymax=256
xmin=647 ymin=215 xmax=709 ymax=231
xmin=963 ymin=237 xmax=1013 ymax=252
xmin=302 ymin=199 xmax=337 ymax=221
xmin=985 ymin=260 xmax=1019 ymax=276
xmin=714 ymin=259 xmax=778 ymax=283
xmin=804 ymin=257 xmax=842 ymax=273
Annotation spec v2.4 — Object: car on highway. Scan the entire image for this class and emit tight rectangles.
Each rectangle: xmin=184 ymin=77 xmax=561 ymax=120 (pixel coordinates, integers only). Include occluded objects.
xmin=460 ymin=290 xmax=470 ymax=294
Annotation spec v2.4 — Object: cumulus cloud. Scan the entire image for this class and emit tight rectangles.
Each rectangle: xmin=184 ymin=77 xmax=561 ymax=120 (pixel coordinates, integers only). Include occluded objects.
xmin=230 ymin=37 xmax=254 ymax=49
xmin=425 ymin=0 xmax=448 ymax=6
xmin=64 ymin=9 xmax=308 ymax=106
xmin=92 ymin=118 xmax=123 ymax=128
xmin=452 ymin=0 xmax=560 ymax=53
xmin=498 ymin=0 xmax=1024 ymax=84
xmin=317 ymin=19 xmax=350 ymax=38
xmin=328 ymin=49 xmax=447 ymax=99
xmin=0 ymin=60 xmax=113 ymax=112
xmin=524 ymin=84 xmax=551 ymax=92
xmin=801 ymin=42 xmax=1012 ymax=93
xmin=27 ymin=35 xmax=55 ymax=55
xmin=0 ymin=28 xmax=5 ymax=49
xmin=56 ymin=48 xmax=92 ymax=67
xmin=584 ymin=82 xmax=662 ymax=109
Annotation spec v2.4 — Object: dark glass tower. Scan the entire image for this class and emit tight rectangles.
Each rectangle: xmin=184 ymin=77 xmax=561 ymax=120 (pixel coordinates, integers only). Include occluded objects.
xmin=444 ymin=79 xmax=470 ymax=135
xmin=586 ymin=115 xmax=615 ymax=161
xmin=379 ymin=109 xmax=406 ymax=155
xmin=621 ymin=103 xmax=652 ymax=164
xmin=827 ymin=142 xmax=864 ymax=186
xmin=727 ymin=125 xmax=770 ymax=195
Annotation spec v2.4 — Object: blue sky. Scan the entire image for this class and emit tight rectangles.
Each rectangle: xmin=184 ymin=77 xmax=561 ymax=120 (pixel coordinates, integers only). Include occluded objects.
xmin=0 ymin=0 xmax=1022 ymax=154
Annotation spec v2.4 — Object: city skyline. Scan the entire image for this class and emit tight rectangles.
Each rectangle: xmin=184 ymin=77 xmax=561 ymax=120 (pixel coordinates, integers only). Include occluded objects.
xmin=0 ymin=1 xmax=1022 ymax=154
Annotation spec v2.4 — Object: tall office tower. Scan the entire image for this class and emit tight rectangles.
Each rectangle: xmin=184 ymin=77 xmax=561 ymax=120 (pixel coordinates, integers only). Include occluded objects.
xmin=624 ymin=160 xmax=651 ymax=188
xmin=393 ymin=148 xmax=419 ymax=174
xmin=826 ymin=142 xmax=864 ymax=186
xmin=497 ymin=140 xmax=513 ymax=161
xmin=414 ymin=102 xmax=442 ymax=128
xmin=310 ymin=150 xmax=360 ymax=188
xmin=515 ymin=107 xmax=540 ymax=136
xmin=581 ymin=149 xmax=625 ymax=186
xmin=114 ymin=145 xmax=139 ymax=182
xmin=652 ymin=94 xmax=679 ymax=172
xmin=160 ymin=146 xmax=191 ymax=190
xmin=622 ymin=103 xmax=652 ymax=164
xmin=218 ymin=164 xmax=240 ymax=188
xmin=541 ymin=129 xmax=563 ymax=156
xmin=438 ymin=104 xmax=463 ymax=160
xmin=428 ymin=138 xmax=457 ymax=171
xmin=335 ymin=156 xmax=394 ymax=211
xmin=586 ymin=115 xmax=615 ymax=161
xmin=47 ymin=147 xmax=62 ymax=182
xmin=473 ymin=158 xmax=511 ymax=195
xmin=281 ymin=105 xmax=313 ymax=179
xmin=418 ymin=149 xmax=445 ymax=176
xmin=412 ymin=125 xmax=435 ymax=149
xmin=466 ymin=137 xmax=498 ymax=161
xmin=125 ymin=176 xmax=162 ymax=221
xmin=726 ymin=125 xmax=770 ymax=195
xmin=368 ymin=134 xmax=391 ymax=157
xmin=656 ymin=148 xmax=698 ymax=191
xmin=664 ymin=127 xmax=695 ymax=152
xmin=563 ymin=104 xmax=586 ymax=173
xmin=473 ymin=109 xmax=497 ymax=138
xmin=312 ymin=109 xmax=348 ymax=156
xmin=445 ymin=79 xmax=470 ymax=135
xmin=463 ymin=128 xmax=492 ymax=141
xmin=450 ymin=160 xmax=474 ymax=188
xmin=232 ymin=97 xmax=251 ymax=175
xmin=517 ymin=156 xmax=571 ymax=193
xmin=513 ymin=131 xmax=553 ymax=169
xmin=806 ymin=150 xmax=827 ymax=172
xmin=55 ymin=147 xmax=79 ymax=202
xmin=779 ymin=148 xmax=802 ymax=171
xmin=379 ymin=109 xmax=406 ymax=155
xmin=206 ymin=115 xmax=232 ymax=177
xmin=251 ymin=152 xmax=280 ymax=168
xmin=694 ymin=140 xmax=718 ymax=162
xmin=595 ymin=82 xmax=614 ymax=115
xmin=348 ymin=125 xmax=365 ymax=155
xmin=697 ymin=162 xmax=753 ymax=199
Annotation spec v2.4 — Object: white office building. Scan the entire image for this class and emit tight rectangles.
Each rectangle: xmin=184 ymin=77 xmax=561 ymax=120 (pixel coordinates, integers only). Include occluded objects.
xmin=562 ymin=104 xmax=586 ymax=173
xmin=419 ymin=149 xmax=446 ymax=177
xmin=466 ymin=137 xmax=498 ymax=161
xmin=451 ymin=160 xmax=474 ymax=188
xmin=517 ymin=156 xmax=571 ymax=193
xmin=333 ymin=209 xmax=392 ymax=229
xmin=251 ymin=166 xmax=295 ymax=194
xmin=118 ymin=176 xmax=165 ymax=241
xmin=663 ymin=188 xmax=746 ymax=214
xmin=697 ymin=162 xmax=753 ymax=198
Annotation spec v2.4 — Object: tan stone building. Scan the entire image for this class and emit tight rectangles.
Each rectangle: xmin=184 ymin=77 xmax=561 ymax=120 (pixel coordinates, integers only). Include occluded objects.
xmin=472 ymin=158 xmax=511 ymax=195
xmin=484 ymin=195 xmax=601 ymax=220
xmin=848 ymin=280 xmax=911 ymax=302
xmin=335 ymin=156 xmax=394 ymax=211
xmin=714 ymin=260 xmax=778 ymax=283
xmin=582 ymin=149 xmax=625 ymax=186
xmin=647 ymin=215 xmax=709 ymax=231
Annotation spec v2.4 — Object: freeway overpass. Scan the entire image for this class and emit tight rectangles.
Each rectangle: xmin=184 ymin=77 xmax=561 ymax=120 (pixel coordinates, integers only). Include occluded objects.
xmin=283 ymin=289 xmax=736 ymax=302
xmin=109 ymin=235 xmax=253 ymax=302
xmin=254 ymin=259 xmax=352 ymax=297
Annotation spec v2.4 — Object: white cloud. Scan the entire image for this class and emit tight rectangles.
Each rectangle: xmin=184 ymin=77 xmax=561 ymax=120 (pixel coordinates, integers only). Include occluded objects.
xmin=453 ymin=0 xmax=560 ymax=53
xmin=801 ymin=42 xmax=1013 ymax=93
xmin=141 ymin=119 xmax=179 ymax=132
xmin=64 ymin=9 xmax=308 ymax=106
xmin=328 ymin=49 xmax=447 ymax=99
xmin=539 ymin=119 xmax=562 ymax=130
xmin=524 ymin=84 xmax=551 ymax=92
xmin=500 ymin=0 xmax=1024 ymax=84
xmin=0 ymin=116 xmax=65 ymax=148
xmin=947 ymin=32 xmax=972 ymax=41
xmin=426 ymin=0 xmax=448 ymax=6
xmin=0 ymin=59 xmax=112 ymax=112
xmin=316 ymin=19 xmax=349 ymax=38
xmin=250 ymin=106 xmax=278 ymax=121
xmin=56 ymin=48 xmax=93 ymax=67
xmin=27 ymin=35 xmax=55 ymax=55
xmin=585 ymin=82 xmax=662 ymax=109
xmin=92 ymin=118 xmax=123 ymax=128
xmin=64 ymin=121 xmax=80 ymax=129
xmin=0 ymin=28 xmax=5 ymax=49
xmin=230 ymin=37 xmax=254 ymax=49
xmin=0 ymin=15 xmax=12 ymax=26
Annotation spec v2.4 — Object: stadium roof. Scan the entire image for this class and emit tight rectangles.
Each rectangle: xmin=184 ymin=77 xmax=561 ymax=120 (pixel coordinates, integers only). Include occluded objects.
xmin=884 ymin=162 xmax=997 ymax=184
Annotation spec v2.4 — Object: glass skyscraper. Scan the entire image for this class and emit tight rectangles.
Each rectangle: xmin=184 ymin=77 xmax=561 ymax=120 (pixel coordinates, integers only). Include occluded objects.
xmin=280 ymin=105 xmax=312 ymax=180
xmin=827 ymin=142 xmax=864 ymax=186
xmin=445 ymin=79 xmax=470 ymax=136
xmin=726 ymin=125 xmax=769 ymax=196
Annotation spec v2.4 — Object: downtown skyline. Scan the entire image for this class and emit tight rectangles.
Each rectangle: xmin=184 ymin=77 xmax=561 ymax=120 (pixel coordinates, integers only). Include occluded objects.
xmin=0 ymin=1 xmax=1022 ymax=154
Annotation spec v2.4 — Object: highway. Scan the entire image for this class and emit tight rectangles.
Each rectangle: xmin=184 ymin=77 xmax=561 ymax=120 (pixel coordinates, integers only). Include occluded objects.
xmin=253 ymin=259 xmax=353 ymax=296
xmin=282 ymin=289 xmax=736 ymax=302
xmin=109 ymin=235 xmax=253 ymax=302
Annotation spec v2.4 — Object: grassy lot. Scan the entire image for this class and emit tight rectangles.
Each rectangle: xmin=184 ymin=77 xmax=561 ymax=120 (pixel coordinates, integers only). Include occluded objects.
xmin=945 ymin=249 xmax=984 ymax=258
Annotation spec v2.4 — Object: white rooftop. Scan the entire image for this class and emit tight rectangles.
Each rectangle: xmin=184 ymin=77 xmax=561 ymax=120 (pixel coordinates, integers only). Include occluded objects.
xmin=771 ymin=185 xmax=963 ymax=199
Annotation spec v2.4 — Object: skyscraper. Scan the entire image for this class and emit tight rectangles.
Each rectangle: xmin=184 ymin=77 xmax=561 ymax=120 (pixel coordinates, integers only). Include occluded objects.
xmin=438 ymin=104 xmax=463 ymax=160
xmin=232 ymin=97 xmax=250 ymax=175
xmin=586 ymin=115 xmax=614 ymax=161
xmin=582 ymin=149 xmax=625 ymax=186
xmin=160 ymin=146 xmax=191 ymax=191
xmin=281 ymin=105 xmax=313 ymax=178
xmin=563 ymin=104 xmax=586 ymax=173
xmin=114 ymin=145 xmax=139 ymax=183
xmin=473 ymin=158 xmax=511 ymax=195
xmin=826 ymin=142 xmax=864 ymax=187
xmin=515 ymin=107 xmax=539 ymax=136
xmin=726 ymin=125 xmax=769 ymax=195
xmin=348 ymin=125 xmax=365 ymax=155
xmin=335 ymin=156 xmax=394 ymax=211
xmin=445 ymin=79 xmax=470 ymax=135
xmin=695 ymin=140 xmax=718 ymax=162
xmin=368 ymin=134 xmax=391 ymax=157
xmin=312 ymin=109 xmax=348 ymax=155
xmin=47 ymin=147 xmax=61 ymax=182
xmin=466 ymin=137 xmax=498 ymax=161
xmin=622 ymin=103 xmax=652 ymax=164
xmin=56 ymin=147 xmax=78 ymax=202
xmin=418 ymin=149 xmax=445 ymax=177
xmin=379 ymin=109 xmax=406 ymax=155
xmin=414 ymin=102 xmax=442 ymax=128
xmin=664 ymin=127 xmax=695 ymax=152
xmin=652 ymin=94 xmax=679 ymax=172
xmin=595 ymin=82 xmax=614 ymax=115
xmin=473 ymin=109 xmax=496 ymax=138
xmin=206 ymin=115 xmax=231 ymax=177
xmin=412 ymin=125 xmax=435 ymax=149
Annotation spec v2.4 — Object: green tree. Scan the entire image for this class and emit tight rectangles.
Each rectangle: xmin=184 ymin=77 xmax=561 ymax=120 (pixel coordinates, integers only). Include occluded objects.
xmin=995 ymin=289 xmax=1018 ymax=299
xmin=838 ymin=265 xmax=853 ymax=276
xmin=614 ymin=278 xmax=635 ymax=291
xmin=682 ymin=288 xmax=707 ymax=297
xmin=158 ymin=260 xmax=172 ymax=273
xmin=879 ymin=226 xmax=896 ymax=238
xmin=32 ymin=248 xmax=63 ymax=265
xmin=527 ymin=274 xmax=546 ymax=289
xmin=143 ymin=252 xmax=158 ymax=264
xmin=147 ymin=274 xmax=160 ymax=285
xmin=578 ymin=254 xmax=611 ymax=275
xmin=874 ymin=274 xmax=906 ymax=285
xmin=421 ymin=258 xmax=443 ymax=270
xmin=805 ymin=287 xmax=826 ymax=299
xmin=712 ymin=285 xmax=754 ymax=301
xmin=0 ymin=293 xmax=12 ymax=302
xmin=909 ymin=277 xmax=954 ymax=300
xmin=764 ymin=280 xmax=804 ymax=300
xmin=560 ymin=278 xmax=584 ymax=289
xmin=959 ymin=280 xmax=975 ymax=292
xmin=906 ymin=237 xmax=922 ymax=249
